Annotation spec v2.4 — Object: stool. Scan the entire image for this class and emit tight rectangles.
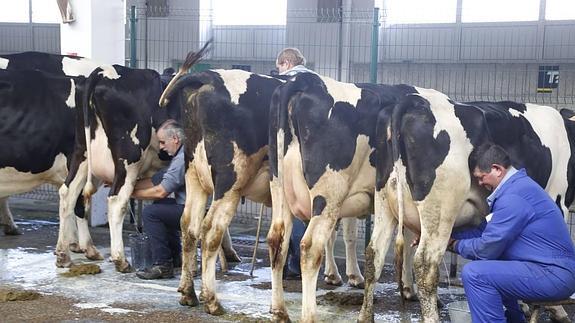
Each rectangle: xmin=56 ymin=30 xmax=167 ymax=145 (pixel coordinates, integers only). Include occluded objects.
xmin=525 ymin=298 xmax=575 ymax=323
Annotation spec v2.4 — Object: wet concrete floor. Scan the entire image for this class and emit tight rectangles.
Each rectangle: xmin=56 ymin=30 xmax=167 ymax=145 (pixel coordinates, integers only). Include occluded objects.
xmin=1 ymin=200 xmax=570 ymax=322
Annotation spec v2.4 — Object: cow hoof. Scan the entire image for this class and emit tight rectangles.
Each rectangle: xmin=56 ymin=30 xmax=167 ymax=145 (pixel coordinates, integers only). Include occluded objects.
xmin=179 ymin=293 xmax=200 ymax=307
xmin=271 ymin=309 xmax=291 ymax=323
xmin=199 ymin=290 xmax=205 ymax=302
xmin=3 ymin=225 xmax=22 ymax=235
xmin=55 ymin=252 xmax=72 ymax=268
xmin=225 ymin=251 xmax=242 ymax=263
xmin=437 ymin=298 xmax=445 ymax=309
xmin=85 ymin=246 xmax=104 ymax=261
xmin=114 ymin=259 xmax=133 ymax=273
xmin=550 ymin=315 xmax=571 ymax=323
xmin=401 ymin=287 xmax=418 ymax=301
xmin=324 ymin=273 xmax=343 ymax=286
xmin=348 ymin=275 xmax=365 ymax=289
xmin=205 ymin=301 xmax=225 ymax=316
xmin=69 ymin=242 xmax=83 ymax=253
xmin=357 ymin=309 xmax=375 ymax=323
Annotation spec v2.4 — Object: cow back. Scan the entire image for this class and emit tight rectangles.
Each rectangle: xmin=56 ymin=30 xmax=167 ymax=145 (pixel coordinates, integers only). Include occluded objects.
xmin=0 ymin=69 xmax=77 ymax=173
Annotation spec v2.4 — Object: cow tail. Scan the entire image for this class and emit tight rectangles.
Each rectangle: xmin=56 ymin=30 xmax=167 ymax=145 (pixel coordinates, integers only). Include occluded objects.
xmin=159 ymin=38 xmax=212 ymax=107
xmin=391 ymin=97 xmax=411 ymax=304
xmin=81 ymin=67 xmax=104 ymax=210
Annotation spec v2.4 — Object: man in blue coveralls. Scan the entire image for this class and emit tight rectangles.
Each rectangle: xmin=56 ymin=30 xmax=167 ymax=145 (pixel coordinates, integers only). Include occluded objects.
xmin=132 ymin=119 xmax=186 ymax=280
xmin=449 ymin=143 xmax=575 ymax=322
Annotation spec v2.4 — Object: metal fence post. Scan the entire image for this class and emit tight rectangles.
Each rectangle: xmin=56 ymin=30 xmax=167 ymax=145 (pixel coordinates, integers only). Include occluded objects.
xmin=129 ymin=6 xmax=137 ymax=68
xmin=365 ymin=7 xmax=380 ymax=249
xmin=369 ymin=7 xmax=379 ymax=84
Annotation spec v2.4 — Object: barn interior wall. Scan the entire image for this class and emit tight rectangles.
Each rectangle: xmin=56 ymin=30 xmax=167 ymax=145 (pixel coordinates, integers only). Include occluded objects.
xmin=0 ymin=1 xmax=573 ymax=106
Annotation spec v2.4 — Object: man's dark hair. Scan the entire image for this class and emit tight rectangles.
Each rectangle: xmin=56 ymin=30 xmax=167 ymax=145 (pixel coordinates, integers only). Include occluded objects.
xmin=471 ymin=143 xmax=511 ymax=172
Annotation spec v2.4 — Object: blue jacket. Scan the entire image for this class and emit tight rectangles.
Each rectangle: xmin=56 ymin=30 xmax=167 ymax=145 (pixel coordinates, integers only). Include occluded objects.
xmin=454 ymin=169 xmax=575 ymax=273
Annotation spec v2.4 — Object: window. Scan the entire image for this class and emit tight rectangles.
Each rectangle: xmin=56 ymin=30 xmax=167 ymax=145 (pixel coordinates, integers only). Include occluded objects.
xmin=147 ymin=0 xmax=169 ymax=18
xmin=213 ymin=0 xmax=286 ymax=25
xmin=32 ymin=0 xmax=61 ymax=23
xmin=462 ymin=0 xmax=539 ymax=22
xmin=0 ymin=0 xmax=61 ymax=23
xmin=0 ymin=0 xmax=29 ymax=23
xmin=317 ymin=0 xmax=341 ymax=23
xmin=385 ymin=0 xmax=456 ymax=24
xmin=546 ymin=0 xmax=575 ymax=20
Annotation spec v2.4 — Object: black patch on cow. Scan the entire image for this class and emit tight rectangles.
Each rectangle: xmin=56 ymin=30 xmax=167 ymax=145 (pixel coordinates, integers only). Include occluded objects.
xmin=280 ymin=73 xmax=417 ymax=188
xmin=0 ymin=69 xmax=77 ymax=173
xmin=78 ymin=65 xmax=175 ymax=197
xmin=74 ymin=194 xmax=85 ymax=218
xmin=171 ymin=71 xmax=284 ymax=200
xmin=464 ymin=101 xmax=552 ymax=188
xmin=392 ymin=94 xmax=451 ymax=201
xmin=375 ymin=105 xmax=394 ymax=191
xmin=312 ymin=195 xmax=327 ymax=216
xmin=451 ymin=102 xmax=491 ymax=172
xmin=1 ymin=51 xmax=70 ymax=76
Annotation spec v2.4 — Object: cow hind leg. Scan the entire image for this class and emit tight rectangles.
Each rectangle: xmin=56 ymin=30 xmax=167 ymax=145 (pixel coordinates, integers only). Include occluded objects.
xmin=414 ymin=221 xmax=456 ymax=322
xmin=0 ymin=197 xmax=21 ymax=235
xmin=323 ymin=222 xmax=343 ymax=286
xmin=56 ymin=161 xmax=89 ymax=268
xmin=107 ymin=165 xmax=141 ymax=273
xmin=401 ymin=228 xmax=417 ymax=301
xmin=300 ymin=215 xmax=338 ymax=323
xmin=547 ymin=305 xmax=570 ymax=323
xmin=179 ymin=168 xmax=208 ymax=307
xmin=267 ymin=178 xmax=293 ymax=323
xmin=201 ymin=191 xmax=241 ymax=316
xmin=359 ymin=195 xmax=398 ymax=323
xmin=67 ymin=192 xmax=102 ymax=261
xmin=342 ymin=217 xmax=364 ymax=289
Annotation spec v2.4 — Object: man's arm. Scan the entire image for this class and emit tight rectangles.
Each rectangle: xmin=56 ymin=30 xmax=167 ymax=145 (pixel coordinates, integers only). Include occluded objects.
xmin=134 ymin=178 xmax=154 ymax=190
xmin=132 ymin=183 xmax=169 ymax=200
xmin=451 ymin=220 xmax=487 ymax=240
xmin=455 ymin=194 xmax=531 ymax=260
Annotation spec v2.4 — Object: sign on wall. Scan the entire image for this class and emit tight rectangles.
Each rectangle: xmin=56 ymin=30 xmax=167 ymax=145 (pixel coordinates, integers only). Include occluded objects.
xmin=537 ymin=65 xmax=559 ymax=93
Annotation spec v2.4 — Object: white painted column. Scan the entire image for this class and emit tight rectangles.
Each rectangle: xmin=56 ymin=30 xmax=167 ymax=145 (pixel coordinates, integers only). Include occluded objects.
xmin=60 ymin=0 xmax=126 ymax=65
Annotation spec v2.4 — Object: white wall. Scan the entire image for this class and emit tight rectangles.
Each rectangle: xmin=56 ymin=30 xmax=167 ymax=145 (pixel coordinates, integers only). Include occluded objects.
xmin=60 ymin=0 xmax=125 ymax=64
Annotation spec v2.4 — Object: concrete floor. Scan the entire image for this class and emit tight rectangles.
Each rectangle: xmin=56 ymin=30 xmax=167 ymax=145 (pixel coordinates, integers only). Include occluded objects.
xmin=2 ymin=197 xmax=572 ymax=322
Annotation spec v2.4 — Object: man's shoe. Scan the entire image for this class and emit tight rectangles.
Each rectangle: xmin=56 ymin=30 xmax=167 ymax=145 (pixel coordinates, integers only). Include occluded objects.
xmin=283 ymin=266 xmax=301 ymax=280
xmin=136 ymin=264 xmax=174 ymax=280
xmin=173 ymin=256 xmax=182 ymax=268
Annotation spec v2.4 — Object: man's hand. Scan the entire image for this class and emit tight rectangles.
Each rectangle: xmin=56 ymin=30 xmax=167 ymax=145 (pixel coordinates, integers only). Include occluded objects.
xmin=446 ymin=238 xmax=458 ymax=253
xmin=410 ymin=236 xmax=420 ymax=248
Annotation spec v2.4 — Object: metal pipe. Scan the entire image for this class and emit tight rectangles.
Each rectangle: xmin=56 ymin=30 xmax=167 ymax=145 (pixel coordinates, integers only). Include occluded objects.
xmin=369 ymin=7 xmax=379 ymax=84
xmin=129 ymin=6 xmax=137 ymax=68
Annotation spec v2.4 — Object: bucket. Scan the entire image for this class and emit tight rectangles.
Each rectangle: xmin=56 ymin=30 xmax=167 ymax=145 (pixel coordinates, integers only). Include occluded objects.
xmin=448 ymin=300 xmax=472 ymax=323
xmin=128 ymin=233 xmax=153 ymax=271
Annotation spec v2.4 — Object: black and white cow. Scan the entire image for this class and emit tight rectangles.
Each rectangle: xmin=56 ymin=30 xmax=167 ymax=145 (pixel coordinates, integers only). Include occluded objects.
xmin=159 ymin=69 xmax=285 ymax=312
xmin=267 ymin=72 xmax=417 ymax=322
xmin=0 ymin=51 xmax=99 ymax=77
xmin=0 ymin=68 xmax=102 ymax=261
xmin=55 ymin=63 xmax=179 ymax=271
xmin=0 ymin=51 xmax=101 ymax=238
xmin=0 ymin=52 xmax=106 ymax=263
xmin=160 ymin=68 xmax=371 ymax=314
xmin=358 ymin=89 xmax=574 ymax=322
